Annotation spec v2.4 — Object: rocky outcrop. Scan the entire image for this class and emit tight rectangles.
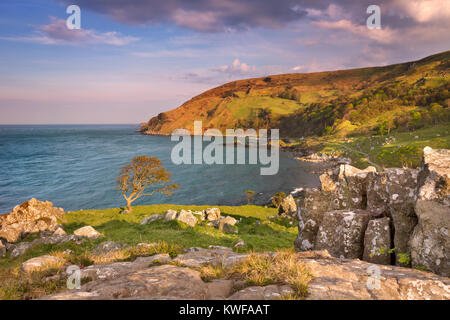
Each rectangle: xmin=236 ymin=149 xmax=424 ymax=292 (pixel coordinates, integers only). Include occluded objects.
xmin=140 ymin=214 xmax=162 ymax=225
xmin=367 ymin=168 xmax=419 ymax=265
xmin=7 ymin=233 xmax=83 ymax=258
xmin=142 ymin=208 xmax=237 ymax=232
xmin=363 ymin=217 xmax=392 ymax=265
xmin=332 ymin=164 xmax=375 ymax=211
xmin=294 ymin=188 xmax=332 ymax=251
xmin=278 ymin=195 xmax=297 ymax=217
xmin=295 ymin=147 xmax=449 ymax=277
xmin=177 ymin=210 xmax=198 ymax=227
xmin=173 ymin=246 xmax=247 ymax=268
xmin=40 ymin=248 xmax=450 ymax=300
xmin=0 ymin=199 xmax=64 ymax=243
xmin=55 ymin=265 xmax=210 ymax=300
xmin=80 ymin=254 xmax=171 ymax=281
xmin=410 ymin=147 xmax=450 ymax=276
xmin=300 ymin=251 xmax=450 ymax=300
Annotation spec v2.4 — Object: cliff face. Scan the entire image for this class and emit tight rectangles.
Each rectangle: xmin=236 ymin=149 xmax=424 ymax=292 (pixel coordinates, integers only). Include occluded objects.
xmin=140 ymin=51 xmax=450 ymax=137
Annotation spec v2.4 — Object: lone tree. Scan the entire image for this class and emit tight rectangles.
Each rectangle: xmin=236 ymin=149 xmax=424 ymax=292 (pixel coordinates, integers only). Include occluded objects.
xmin=117 ymin=156 xmax=179 ymax=213
xmin=245 ymin=190 xmax=256 ymax=204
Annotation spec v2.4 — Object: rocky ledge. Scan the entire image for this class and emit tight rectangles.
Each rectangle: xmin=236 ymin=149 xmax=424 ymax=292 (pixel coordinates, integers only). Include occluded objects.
xmin=39 ymin=248 xmax=449 ymax=300
xmin=294 ymin=147 xmax=449 ymax=277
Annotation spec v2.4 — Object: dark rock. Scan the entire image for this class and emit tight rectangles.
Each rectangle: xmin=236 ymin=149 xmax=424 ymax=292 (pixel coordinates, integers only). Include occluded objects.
xmin=363 ymin=217 xmax=392 ymax=265
xmin=367 ymin=168 xmax=419 ymax=265
xmin=410 ymin=147 xmax=450 ymax=276
xmin=140 ymin=214 xmax=162 ymax=225
xmin=314 ymin=210 xmax=371 ymax=259
xmin=9 ymin=234 xmax=82 ymax=258
xmin=92 ymin=241 xmax=126 ymax=256
xmin=294 ymin=188 xmax=332 ymax=251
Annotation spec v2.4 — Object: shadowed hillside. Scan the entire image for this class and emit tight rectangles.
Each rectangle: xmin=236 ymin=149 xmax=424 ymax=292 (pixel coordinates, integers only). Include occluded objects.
xmin=140 ymin=51 xmax=449 ymax=138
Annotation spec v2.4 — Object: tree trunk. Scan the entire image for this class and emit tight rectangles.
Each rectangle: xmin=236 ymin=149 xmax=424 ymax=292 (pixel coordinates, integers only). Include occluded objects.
xmin=125 ymin=200 xmax=133 ymax=213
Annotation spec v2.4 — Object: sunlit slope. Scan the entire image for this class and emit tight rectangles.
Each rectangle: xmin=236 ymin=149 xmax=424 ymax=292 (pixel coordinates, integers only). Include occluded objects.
xmin=140 ymin=51 xmax=449 ymax=137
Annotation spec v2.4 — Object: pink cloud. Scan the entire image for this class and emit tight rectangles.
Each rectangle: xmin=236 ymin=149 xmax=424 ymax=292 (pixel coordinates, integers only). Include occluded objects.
xmin=392 ymin=0 xmax=450 ymax=23
xmin=312 ymin=19 xmax=397 ymax=44
xmin=212 ymin=58 xmax=256 ymax=75
xmin=1 ymin=17 xmax=138 ymax=46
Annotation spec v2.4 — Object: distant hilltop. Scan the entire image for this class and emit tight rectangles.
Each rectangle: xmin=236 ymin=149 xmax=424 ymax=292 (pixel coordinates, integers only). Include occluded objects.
xmin=139 ymin=51 xmax=449 ymax=138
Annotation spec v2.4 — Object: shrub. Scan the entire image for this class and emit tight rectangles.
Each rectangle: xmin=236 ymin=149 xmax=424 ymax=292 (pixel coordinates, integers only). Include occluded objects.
xmin=271 ymin=192 xmax=286 ymax=208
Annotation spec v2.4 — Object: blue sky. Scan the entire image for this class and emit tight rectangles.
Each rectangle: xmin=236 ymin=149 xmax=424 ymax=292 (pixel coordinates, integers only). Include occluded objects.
xmin=0 ymin=0 xmax=449 ymax=124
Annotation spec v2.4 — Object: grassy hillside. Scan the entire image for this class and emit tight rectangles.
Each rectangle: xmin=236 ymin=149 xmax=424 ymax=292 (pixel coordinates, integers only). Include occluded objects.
xmin=140 ymin=51 xmax=449 ymax=140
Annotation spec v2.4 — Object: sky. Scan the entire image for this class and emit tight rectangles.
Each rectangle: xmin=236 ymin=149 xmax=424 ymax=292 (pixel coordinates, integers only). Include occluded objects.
xmin=0 ymin=0 xmax=449 ymax=124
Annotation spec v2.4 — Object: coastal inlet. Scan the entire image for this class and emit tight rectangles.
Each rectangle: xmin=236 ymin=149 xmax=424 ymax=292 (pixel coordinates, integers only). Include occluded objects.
xmin=0 ymin=125 xmax=320 ymax=213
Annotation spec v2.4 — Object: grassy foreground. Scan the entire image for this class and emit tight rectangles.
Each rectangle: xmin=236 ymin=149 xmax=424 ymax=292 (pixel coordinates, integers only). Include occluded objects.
xmin=63 ymin=204 xmax=294 ymax=251
xmin=0 ymin=204 xmax=302 ymax=299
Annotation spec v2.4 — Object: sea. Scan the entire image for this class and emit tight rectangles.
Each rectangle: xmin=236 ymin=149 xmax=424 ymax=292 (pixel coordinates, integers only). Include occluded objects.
xmin=0 ymin=124 xmax=320 ymax=213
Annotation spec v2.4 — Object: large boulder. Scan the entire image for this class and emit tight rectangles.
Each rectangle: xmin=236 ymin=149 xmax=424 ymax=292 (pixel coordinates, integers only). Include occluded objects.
xmin=367 ymin=168 xmax=419 ymax=265
xmin=331 ymin=165 xmax=376 ymax=211
xmin=314 ymin=210 xmax=371 ymax=259
xmin=219 ymin=221 xmax=238 ymax=234
xmin=0 ymin=199 xmax=64 ymax=243
xmin=278 ymin=194 xmax=297 ymax=217
xmin=294 ymin=188 xmax=332 ymax=251
xmin=410 ymin=147 xmax=450 ymax=277
xmin=176 ymin=210 xmax=197 ymax=227
xmin=332 ymin=164 xmax=371 ymax=210
xmin=416 ymin=147 xmax=450 ymax=205
xmin=21 ymin=255 xmax=65 ymax=273
xmin=295 ymin=166 xmax=374 ymax=252
xmin=204 ymin=208 xmax=221 ymax=221
xmin=163 ymin=209 xmax=178 ymax=221
xmin=73 ymin=226 xmax=102 ymax=239
xmin=363 ymin=217 xmax=392 ymax=265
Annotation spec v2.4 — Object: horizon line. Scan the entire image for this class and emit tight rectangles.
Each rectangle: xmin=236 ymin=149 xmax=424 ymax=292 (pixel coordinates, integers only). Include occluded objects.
xmin=0 ymin=123 xmax=141 ymax=126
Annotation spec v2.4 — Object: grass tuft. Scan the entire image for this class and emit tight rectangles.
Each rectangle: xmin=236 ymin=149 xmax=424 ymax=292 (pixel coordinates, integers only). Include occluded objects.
xmin=228 ymin=249 xmax=312 ymax=299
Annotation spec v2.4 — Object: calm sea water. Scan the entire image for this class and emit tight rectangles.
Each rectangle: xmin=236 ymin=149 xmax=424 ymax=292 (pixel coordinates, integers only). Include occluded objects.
xmin=0 ymin=125 xmax=319 ymax=213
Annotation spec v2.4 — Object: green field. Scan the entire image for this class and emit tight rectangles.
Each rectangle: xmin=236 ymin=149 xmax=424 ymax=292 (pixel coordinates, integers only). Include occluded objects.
xmin=296 ymin=124 xmax=450 ymax=169
xmin=227 ymin=96 xmax=302 ymax=118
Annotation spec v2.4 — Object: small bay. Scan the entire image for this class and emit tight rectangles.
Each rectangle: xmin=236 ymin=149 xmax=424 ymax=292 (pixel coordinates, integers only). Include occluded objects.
xmin=0 ymin=124 xmax=319 ymax=213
